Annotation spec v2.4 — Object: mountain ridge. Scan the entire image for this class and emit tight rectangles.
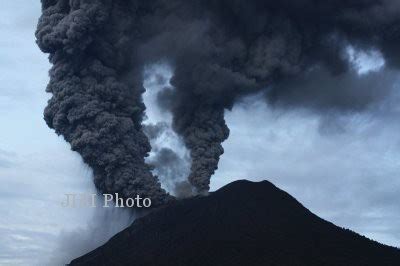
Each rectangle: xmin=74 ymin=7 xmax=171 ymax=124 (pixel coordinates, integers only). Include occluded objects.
xmin=70 ymin=179 xmax=400 ymax=266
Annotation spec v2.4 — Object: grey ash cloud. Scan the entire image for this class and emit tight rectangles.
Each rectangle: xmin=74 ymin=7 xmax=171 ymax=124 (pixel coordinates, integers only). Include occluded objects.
xmin=268 ymin=67 xmax=399 ymax=113
xmin=36 ymin=0 xmax=400 ymax=203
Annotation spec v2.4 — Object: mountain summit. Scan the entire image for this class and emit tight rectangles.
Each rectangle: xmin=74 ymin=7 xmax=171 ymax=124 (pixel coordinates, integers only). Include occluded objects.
xmin=70 ymin=180 xmax=400 ymax=266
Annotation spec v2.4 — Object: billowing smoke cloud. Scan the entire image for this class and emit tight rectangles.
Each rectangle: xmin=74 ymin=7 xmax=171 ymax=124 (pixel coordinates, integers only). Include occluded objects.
xmin=36 ymin=0 xmax=400 ymax=202
xmin=35 ymin=1 xmax=172 ymax=206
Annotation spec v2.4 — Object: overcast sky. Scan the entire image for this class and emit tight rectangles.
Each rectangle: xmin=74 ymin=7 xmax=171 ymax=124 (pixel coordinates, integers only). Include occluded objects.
xmin=1 ymin=1 xmax=399 ymax=266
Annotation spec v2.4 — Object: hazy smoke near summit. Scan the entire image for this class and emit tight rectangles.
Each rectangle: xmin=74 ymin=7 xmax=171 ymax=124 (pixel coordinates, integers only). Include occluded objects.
xmin=36 ymin=0 xmax=400 ymax=204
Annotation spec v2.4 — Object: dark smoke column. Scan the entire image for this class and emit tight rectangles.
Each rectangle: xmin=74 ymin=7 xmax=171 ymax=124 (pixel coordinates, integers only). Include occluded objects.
xmin=36 ymin=0 xmax=171 ymax=206
xmin=174 ymin=106 xmax=229 ymax=194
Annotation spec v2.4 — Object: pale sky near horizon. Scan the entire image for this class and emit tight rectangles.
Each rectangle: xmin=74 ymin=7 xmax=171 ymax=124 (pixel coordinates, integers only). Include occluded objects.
xmin=1 ymin=1 xmax=400 ymax=265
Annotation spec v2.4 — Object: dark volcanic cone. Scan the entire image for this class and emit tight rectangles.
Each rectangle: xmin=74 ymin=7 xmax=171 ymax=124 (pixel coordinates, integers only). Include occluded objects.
xmin=70 ymin=180 xmax=400 ymax=266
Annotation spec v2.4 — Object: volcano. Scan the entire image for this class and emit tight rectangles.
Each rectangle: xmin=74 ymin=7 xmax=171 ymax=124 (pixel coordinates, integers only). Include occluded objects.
xmin=69 ymin=180 xmax=400 ymax=266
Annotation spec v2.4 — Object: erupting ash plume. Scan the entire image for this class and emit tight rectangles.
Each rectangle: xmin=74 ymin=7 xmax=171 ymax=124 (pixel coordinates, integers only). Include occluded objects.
xmin=36 ymin=0 xmax=400 ymax=204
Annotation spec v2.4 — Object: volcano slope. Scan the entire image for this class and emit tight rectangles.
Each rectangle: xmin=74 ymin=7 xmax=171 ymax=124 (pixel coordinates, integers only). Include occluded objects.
xmin=70 ymin=180 xmax=400 ymax=266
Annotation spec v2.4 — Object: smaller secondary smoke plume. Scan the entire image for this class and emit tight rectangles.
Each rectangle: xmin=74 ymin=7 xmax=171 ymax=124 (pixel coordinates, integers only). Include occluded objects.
xmin=44 ymin=195 xmax=137 ymax=266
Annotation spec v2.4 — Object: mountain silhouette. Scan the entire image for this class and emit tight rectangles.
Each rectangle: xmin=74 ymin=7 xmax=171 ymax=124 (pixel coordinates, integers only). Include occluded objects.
xmin=70 ymin=180 xmax=400 ymax=266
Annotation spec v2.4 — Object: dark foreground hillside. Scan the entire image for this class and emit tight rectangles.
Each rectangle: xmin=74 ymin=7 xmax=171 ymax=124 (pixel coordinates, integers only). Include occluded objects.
xmin=70 ymin=180 xmax=400 ymax=266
